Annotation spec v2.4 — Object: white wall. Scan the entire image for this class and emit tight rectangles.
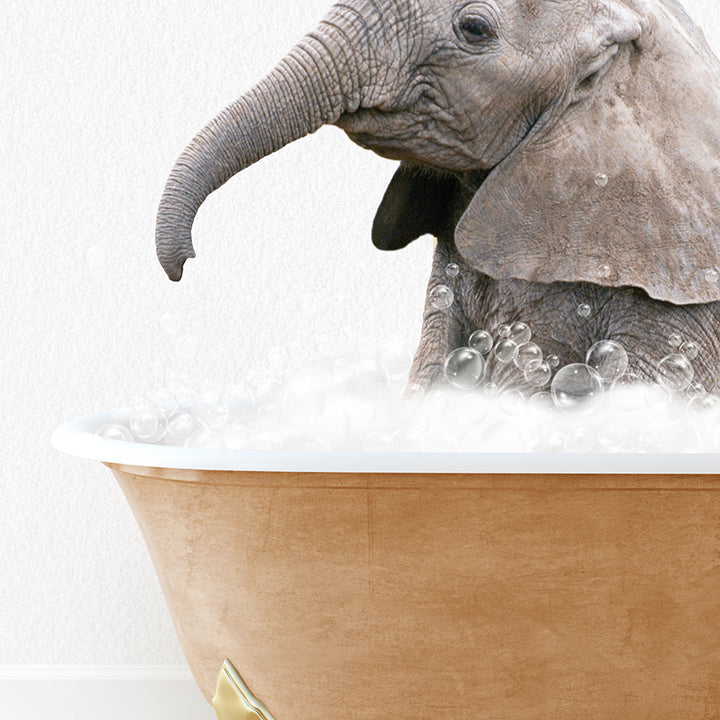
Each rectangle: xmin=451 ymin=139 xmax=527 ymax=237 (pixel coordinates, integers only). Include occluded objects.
xmin=2 ymin=0 xmax=719 ymax=695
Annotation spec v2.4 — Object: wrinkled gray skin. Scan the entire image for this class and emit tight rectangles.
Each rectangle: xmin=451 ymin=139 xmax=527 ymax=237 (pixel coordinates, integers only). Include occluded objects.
xmin=156 ymin=0 xmax=720 ymax=393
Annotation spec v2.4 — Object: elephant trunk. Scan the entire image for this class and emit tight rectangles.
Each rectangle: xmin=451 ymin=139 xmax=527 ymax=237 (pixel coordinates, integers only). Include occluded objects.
xmin=156 ymin=12 xmax=368 ymax=280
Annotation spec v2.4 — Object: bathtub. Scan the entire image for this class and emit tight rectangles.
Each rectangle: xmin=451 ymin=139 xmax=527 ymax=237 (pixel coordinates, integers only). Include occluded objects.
xmin=53 ymin=408 xmax=720 ymax=719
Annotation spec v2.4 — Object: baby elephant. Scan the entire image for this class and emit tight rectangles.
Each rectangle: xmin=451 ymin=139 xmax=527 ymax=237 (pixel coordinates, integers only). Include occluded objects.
xmin=156 ymin=0 xmax=720 ymax=393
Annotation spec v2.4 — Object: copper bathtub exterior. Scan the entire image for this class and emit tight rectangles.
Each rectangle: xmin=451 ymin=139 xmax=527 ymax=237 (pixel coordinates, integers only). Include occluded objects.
xmin=106 ymin=463 xmax=720 ymax=719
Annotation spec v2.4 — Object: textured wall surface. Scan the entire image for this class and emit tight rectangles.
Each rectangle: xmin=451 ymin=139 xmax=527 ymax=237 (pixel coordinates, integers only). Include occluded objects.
xmin=3 ymin=0 xmax=720 ymax=664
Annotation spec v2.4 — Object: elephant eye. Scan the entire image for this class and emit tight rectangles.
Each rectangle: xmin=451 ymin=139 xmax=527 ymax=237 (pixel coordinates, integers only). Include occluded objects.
xmin=457 ymin=16 xmax=495 ymax=44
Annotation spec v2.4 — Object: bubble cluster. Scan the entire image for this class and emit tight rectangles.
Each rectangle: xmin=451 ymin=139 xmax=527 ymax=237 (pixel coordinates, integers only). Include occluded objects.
xmin=96 ymin=323 xmax=717 ymax=453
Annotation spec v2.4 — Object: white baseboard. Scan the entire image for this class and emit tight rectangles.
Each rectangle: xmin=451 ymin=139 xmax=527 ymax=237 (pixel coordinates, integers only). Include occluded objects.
xmin=0 ymin=666 xmax=216 ymax=720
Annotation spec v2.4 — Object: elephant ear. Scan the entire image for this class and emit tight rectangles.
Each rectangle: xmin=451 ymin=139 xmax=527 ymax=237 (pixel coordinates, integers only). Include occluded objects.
xmin=455 ymin=0 xmax=720 ymax=305
xmin=372 ymin=163 xmax=462 ymax=250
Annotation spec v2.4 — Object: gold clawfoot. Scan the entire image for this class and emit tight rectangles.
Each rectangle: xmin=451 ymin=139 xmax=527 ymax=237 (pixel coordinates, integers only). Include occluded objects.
xmin=212 ymin=660 xmax=277 ymax=720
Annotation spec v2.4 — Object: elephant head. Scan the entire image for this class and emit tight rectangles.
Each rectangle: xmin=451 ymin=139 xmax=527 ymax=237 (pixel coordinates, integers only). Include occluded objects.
xmin=156 ymin=0 xmax=720 ymax=309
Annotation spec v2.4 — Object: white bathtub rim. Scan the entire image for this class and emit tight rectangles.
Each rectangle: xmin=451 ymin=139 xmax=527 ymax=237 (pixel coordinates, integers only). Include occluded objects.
xmin=51 ymin=408 xmax=720 ymax=474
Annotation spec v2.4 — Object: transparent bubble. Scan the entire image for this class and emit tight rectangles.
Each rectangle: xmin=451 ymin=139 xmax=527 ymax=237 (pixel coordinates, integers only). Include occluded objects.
xmin=345 ymin=394 xmax=376 ymax=431
xmin=499 ymin=389 xmax=526 ymax=415
xmin=96 ymin=423 xmax=133 ymax=442
xmin=594 ymin=173 xmax=609 ymax=187
xmin=223 ymin=423 xmax=249 ymax=450
xmin=704 ymin=268 xmax=719 ymax=283
xmin=469 ymin=330 xmax=493 ymax=356
xmin=680 ymin=340 xmax=699 ymax=361
xmin=257 ymin=402 xmax=281 ymax=427
xmin=429 ymin=285 xmax=454 ymax=310
xmin=668 ymin=333 xmax=682 ymax=348
xmin=514 ymin=342 xmax=542 ymax=370
xmin=364 ymin=431 xmax=394 ymax=452
xmin=185 ymin=429 xmax=221 ymax=449
xmin=445 ymin=263 xmax=460 ymax=278
xmin=547 ymin=354 xmax=560 ymax=368
xmin=528 ymin=391 xmax=553 ymax=410
xmin=610 ymin=373 xmax=643 ymax=411
xmin=205 ymin=404 xmax=233 ymax=432
xmin=282 ymin=380 xmax=325 ymax=424
xmin=524 ymin=360 xmax=552 ymax=387
xmin=198 ymin=379 xmax=221 ymax=405
xmin=494 ymin=339 xmax=519 ymax=364
xmin=508 ymin=322 xmax=532 ymax=346
xmin=687 ymin=382 xmax=706 ymax=401
xmin=577 ymin=304 xmax=592 ymax=318
xmin=551 ymin=363 xmax=603 ymax=413
xmin=351 ymin=363 xmax=389 ymax=396
xmin=148 ymin=388 xmax=178 ymax=417
xmin=687 ymin=394 xmax=719 ymax=413
xmin=497 ymin=324 xmax=511 ymax=338
xmin=130 ymin=407 xmax=163 ymax=441
xmin=166 ymin=412 xmax=195 ymax=440
xmin=585 ymin=340 xmax=628 ymax=383
xmin=656 ymin=354 xmax=694 ymax=392
xmin=220 ymin=383 xmax=255 ymax=420
xmin=444 ymin=347 xmax=485 ymax=389
xmin=598 ymin=264 xmax=611 ymax=279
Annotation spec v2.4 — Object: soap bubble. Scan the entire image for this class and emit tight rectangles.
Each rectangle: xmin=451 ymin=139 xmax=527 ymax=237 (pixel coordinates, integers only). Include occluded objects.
xmin=547 ymin=354 xmax=560 ymax=368
xmin=656 ymin=354 xmax=694 ymax=392
xmin=96 ymin=423 xmax=133 ymax=442
xmin=524 ymin=360 xmax=552 ymax=387
xmin=704 ymin=268 xmax=719 ymax=283
xmin=585 ymin=340 xmax=628 ymax=383
xmin=166 ymin=412 xmax=195 ymax=440
xmin=687 ymin=382 xmax=706 ymax=401
xmin=528 ymin=391 xmax=553 ymax=410
xmin=598 ymin=264 xmax=611 ymax=279
xmin=130 ymin=407 xmax=163 ymax=441
xmin=551 ymin=363 xmax=603 ymax=413
xmin=514 ymin=342 xmax=542 ymax=370
xmin=205 ymin=404 xmax=233 ymax=432
xmin=469 ymin=330 xmax=493 ymax=356
xmin=445 ymin=263 xmax=460 ymax=278
xmin=423 ymin=428 xmax=457 ymax=452
xmin=668 ymin=333 xmax=682 ymax=348
xmin=315 ymin=403 xmax=350 ymax=444
xmin=444 ymin=347 xmax=485 ymax=389
xmin=680 ymin=340 xmax=699 ymax=360
xmin=185 ymin=428 xmax=221 ymax=449
xmin=392 ymin=428 xmax=423 ymax=451
xmin=220 ymin=383 xmax=255 ymax=420
xmin=508 ymin=322 xmax=532 ymax=346
xmin=429 ymin=285 xmax=454 ymax=310
xmin=499 ymin=389 xmax=526 ymax=415
xmin=148 ymin=389 xmax=178 ymax=417
xmin=497 ymin=324 xmax=511 ymax=338
xmin=577 ymin=304 xmax=592 ymax=318
xmin=610 ymin=372 xmax=643 ymax=410
xmin=351 ymin=363 xmax=389 ymax=396
xmin=594 ymin=173 xmax=609 ymax=187
xmin=567 ymin=427 xmax=598 ymax=452
xmin=494 ymin=339 xmax=519 ymax=364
